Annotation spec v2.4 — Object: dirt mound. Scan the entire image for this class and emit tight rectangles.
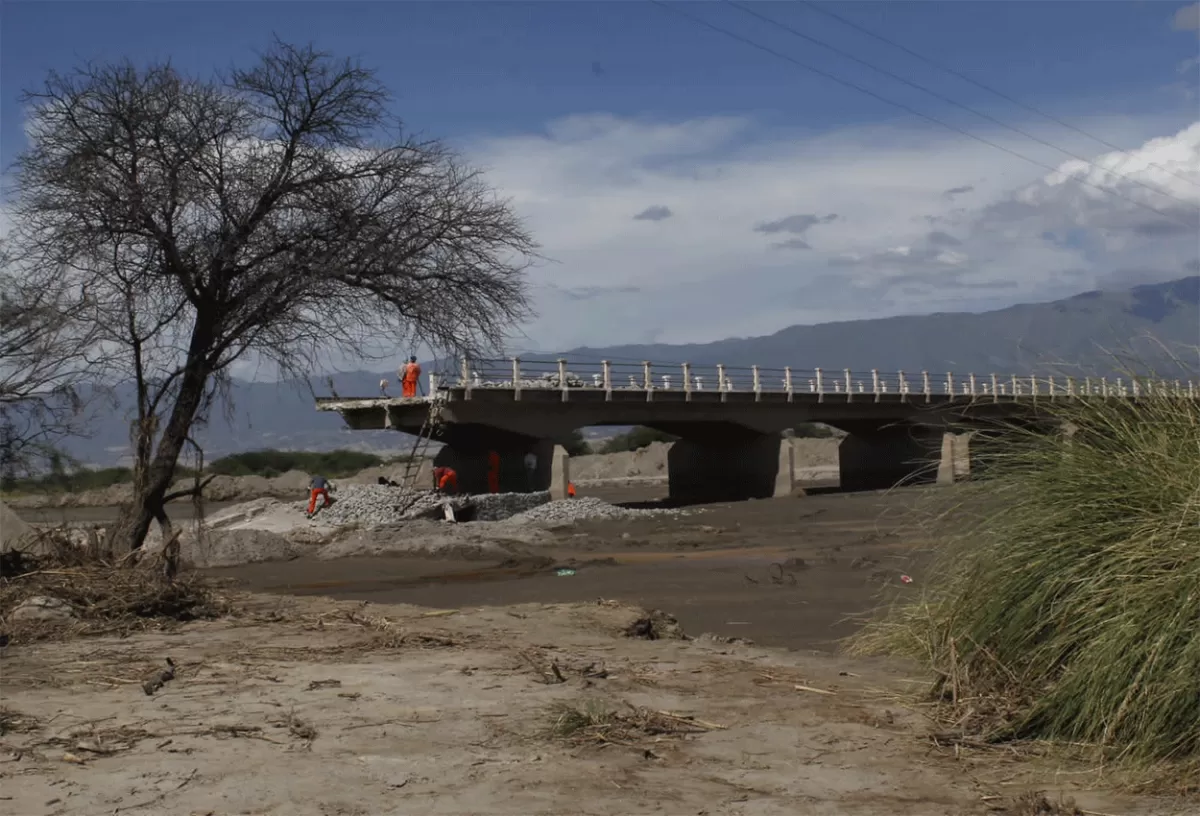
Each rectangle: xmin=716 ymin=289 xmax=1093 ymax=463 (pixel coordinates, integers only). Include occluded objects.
xmin=270 ymin=469 xmax=312 ymax=493
xmin=0 ymin=500 xmax=36 ymax=552
xmin=789 ymin=437 xmax=839 ymax=467
xmin=570 ymin=438 xmax=841 ymax=484
xmin=570 ymin=442 xmax=671 ymax=482
xmin=345 ymin=460 xmax=433 ymax=486
xmin=183 ymin=528 xmax=314 ymax=569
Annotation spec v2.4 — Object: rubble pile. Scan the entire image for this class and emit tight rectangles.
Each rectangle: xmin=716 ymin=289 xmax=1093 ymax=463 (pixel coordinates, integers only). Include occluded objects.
xmin=308 ymin=484 xmax=552 ymax=526
xmin=470 ymin=491 xmax=552 ymax=521
xmin=309 ymin=484 xmax=443 ymax=526
xmin=505 ymin=496 xmax=684 ymax=525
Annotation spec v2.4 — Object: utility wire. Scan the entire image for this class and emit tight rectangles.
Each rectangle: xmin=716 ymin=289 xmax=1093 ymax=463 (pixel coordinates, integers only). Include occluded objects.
xmin=729 ymin=1 xmax=1199 ymax=211
xmin=649 ymin=0 xmax=1196 ymax=229
xmin=798 ymin=0 xmax=1200 ymax=190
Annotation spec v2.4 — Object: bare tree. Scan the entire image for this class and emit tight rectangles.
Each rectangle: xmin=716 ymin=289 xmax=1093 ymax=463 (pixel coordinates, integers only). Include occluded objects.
xmin=0 ymin=245 xmax=107 ymax=482
xmin=7 ymin=40 xmax=537 ymax=552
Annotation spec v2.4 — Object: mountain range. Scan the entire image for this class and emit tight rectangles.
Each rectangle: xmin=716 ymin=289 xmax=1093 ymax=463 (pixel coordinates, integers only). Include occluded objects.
xmin=63 ymin=276 xmax=1199 ymax=467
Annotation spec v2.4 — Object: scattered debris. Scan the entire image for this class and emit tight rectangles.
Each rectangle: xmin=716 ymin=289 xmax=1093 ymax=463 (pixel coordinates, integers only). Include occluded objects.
xmin=555 ymin=568 xmax=576 ymax=577
xmin=793 ymin=684 xmax=836 ymax=696
xmin=0 ymin=550 xmax=224 ymax=642
xmin=518 ymin=650 xmax=568 ymax=685
xmin=8 ymin=596 xmax=77 ymax=623
xmin=548 ymin=700 xmax=724 ymax=747
xmin=142 ymin=658 xmax=177 ymax=696
xmin=306 ymin=679 xmax=342 ymax=691
xmin=987 ymin=791 xmax=1084 ymax=815
xmin=623 ymin=609 xmax=687 ymax=641
xmin=0 ymin=706 xmax=39 ymax=736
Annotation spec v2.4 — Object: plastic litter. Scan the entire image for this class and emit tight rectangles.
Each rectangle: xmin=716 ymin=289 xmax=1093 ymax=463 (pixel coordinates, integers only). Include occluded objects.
xmin=555 ymin=568 xmax=576 ymax=577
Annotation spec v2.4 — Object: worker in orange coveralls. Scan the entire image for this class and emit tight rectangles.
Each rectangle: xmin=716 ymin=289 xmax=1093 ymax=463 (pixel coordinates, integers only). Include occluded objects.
xmin=306 ymin=475 xmax=335 ymax=518
xmin=487 ymin=450 xmax=501 ymax=494
xmin=433 ymin=466 xmax=458 ymax=495
xmin=567 ymin=482 xmax=576 ymax=498
xmin=400 ymin=356 xmax=422 ymax=398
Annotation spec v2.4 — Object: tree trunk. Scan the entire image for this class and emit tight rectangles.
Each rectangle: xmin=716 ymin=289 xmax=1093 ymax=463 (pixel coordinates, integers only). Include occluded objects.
xmin=108 ymin=355 xmax=212 ymax=556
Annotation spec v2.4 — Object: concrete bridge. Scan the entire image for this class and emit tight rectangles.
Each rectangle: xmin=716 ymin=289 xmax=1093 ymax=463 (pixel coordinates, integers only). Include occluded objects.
xmin=318 ymin=357 xmax=1198 ymax=502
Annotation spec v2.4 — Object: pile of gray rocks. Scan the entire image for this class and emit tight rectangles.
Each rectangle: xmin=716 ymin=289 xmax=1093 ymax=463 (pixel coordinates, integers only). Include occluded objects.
xmin=307 ymin=484 xmax=443 ymax=526
xmin=504 ymin=496 xmax=684 ymax=525
xmin=306 ymin=484 xmax=553 ymax=526
xmin=470 ymin=491 xmax=551 ymax=521
xmin=302 ymin=484 xmax=684 ymax=528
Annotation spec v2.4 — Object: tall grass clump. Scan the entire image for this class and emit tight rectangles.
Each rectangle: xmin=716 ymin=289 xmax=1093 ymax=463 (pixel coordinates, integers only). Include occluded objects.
xmin=852 ymin=377 xmax=1200 ymax=778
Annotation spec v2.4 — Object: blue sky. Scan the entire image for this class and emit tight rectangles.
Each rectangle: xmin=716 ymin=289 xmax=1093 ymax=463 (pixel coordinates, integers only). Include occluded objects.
xmin=2 ymin=1 xmax=1199 ymax=354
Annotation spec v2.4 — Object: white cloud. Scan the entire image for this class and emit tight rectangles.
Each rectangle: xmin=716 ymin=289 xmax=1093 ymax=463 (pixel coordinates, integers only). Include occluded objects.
xmin=1173 ymin=2 xmax=1200 ymax=31
xmin=464 ymin=114 xmax=1200 ymax=350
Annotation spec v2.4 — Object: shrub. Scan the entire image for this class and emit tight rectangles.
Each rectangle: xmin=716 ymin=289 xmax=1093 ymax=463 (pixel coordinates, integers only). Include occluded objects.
xmin=599 ymin=427 xmax=678 ymax=454
xmin=563 ymin=430 xmax=592 ymax=457
xmin=851 ymin=377 xmax=1200 ymax=778
xmin=1 ymin=465 xmax=180 ymax=495
xmin=208 ymin=449 xmax=383 ymax=478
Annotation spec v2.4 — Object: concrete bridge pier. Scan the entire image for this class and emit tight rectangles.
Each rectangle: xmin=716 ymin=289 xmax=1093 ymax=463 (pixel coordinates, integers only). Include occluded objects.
xmin=430 ymin=425 xmax=569 ymax=498
xmin=666 ymin=429 xmax=794 ymax=504
xmin=837 ymin=423 xmax=954 ymax=492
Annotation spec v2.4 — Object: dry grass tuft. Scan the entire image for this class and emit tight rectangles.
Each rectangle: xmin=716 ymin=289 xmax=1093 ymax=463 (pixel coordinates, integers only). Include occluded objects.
xmin=851 ymin=368 xmax=1200 ymax=788
xmin=546 ymin=699 xmax=723 ymax=747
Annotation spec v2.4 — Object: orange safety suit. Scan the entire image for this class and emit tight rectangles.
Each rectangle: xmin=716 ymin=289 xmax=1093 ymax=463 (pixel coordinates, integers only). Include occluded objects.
xmin=401 ymin=361 xmax=422 ymax=398
xmin=487 ymin=450 xmax=500 ymax=494
xmin=433 ymin=466 xmax=458 ymax=494
xmin=307 ymin=475 xmax=334 ymax=515
xmin=567 ymin=482 xmax=576 ymax=498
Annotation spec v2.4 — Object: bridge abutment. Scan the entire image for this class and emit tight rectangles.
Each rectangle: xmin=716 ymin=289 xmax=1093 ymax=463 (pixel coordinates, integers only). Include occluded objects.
xmin=838 ymin=424 xmax=953 ymax=492
xmin=667 ymin=432 xmax=794 ymax=503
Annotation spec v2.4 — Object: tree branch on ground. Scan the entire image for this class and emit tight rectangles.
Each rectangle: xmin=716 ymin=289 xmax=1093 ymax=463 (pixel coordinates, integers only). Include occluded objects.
xmin=7 ymin=38 xmax=538 ymax=552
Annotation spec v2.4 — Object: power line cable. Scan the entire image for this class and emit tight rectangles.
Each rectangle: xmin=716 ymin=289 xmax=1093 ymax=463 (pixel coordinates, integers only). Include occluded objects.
xmin=729 ymin=0 xmax=1200 ymax=211
xmin=648 ymin=0 xmax=1195 ymax=229
xmin=798 ymin=0 xmax=1200 ymax=190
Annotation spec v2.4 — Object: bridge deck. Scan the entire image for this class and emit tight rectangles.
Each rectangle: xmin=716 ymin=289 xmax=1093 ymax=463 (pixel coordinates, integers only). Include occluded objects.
xmin=319 ymin=359 xmax=1196 ymax=434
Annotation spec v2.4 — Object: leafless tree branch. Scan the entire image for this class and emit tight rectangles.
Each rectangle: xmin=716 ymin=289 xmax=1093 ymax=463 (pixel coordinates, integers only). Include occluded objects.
xmin=7 ymin=39 xmax=538 ymax=550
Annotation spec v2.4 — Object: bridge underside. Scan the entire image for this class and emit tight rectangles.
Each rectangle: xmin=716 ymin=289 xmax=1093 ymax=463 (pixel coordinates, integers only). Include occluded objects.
xmin=319 ymin=390 xmax=1045 ymax=501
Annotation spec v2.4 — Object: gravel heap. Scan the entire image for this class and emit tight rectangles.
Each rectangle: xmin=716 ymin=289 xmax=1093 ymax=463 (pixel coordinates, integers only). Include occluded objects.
xmin=504 ymin=496 xmax=685 ymax=525
xmin=471 ymin=491 xmax=551 ymax=521
xmin=306 ymin=484 xmax=552 ymax=526
xmin=307 ymin=484 xmax=443 ymax=526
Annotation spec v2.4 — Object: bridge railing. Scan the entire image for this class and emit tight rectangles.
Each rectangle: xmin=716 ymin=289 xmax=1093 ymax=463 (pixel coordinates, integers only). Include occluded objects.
xmin=451 ymin=357 xmax=1198 ymax=402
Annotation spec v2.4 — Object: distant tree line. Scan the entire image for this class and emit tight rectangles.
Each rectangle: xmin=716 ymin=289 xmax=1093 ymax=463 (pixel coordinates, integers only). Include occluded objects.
xmin=0 ymin=449 xmax=394 ymax=494
xmin=571 ymin=423 xmax=836 ymax=457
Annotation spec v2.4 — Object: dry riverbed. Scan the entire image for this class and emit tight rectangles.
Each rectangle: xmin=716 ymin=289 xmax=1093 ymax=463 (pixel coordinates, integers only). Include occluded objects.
xmin=1 ymin=591 xmax=1182 ymax=816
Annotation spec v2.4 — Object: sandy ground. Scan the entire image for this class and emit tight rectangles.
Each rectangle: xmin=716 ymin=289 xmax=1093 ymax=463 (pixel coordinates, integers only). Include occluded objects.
xmin=1 ymin=593 xmax=1181 ymax=816
xmin=214 ymin=483 xmax=919 ymax=652
xmin=4 ymin=477 xmax=1190 ymax=815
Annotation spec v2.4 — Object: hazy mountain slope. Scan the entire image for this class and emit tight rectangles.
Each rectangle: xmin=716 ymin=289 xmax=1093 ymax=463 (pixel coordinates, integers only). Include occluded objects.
xmin=62 ymin=276 xmax=1198 ymax=466
xmin=562 ymin=277 xmax=1199 ymax=375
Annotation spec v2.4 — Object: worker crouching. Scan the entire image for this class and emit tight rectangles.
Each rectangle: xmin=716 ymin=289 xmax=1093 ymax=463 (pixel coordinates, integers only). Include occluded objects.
xmin=433 ymin=465 xmax=458 ymax=495
xmin=307 ymin=475 xmax=335 ymax=518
